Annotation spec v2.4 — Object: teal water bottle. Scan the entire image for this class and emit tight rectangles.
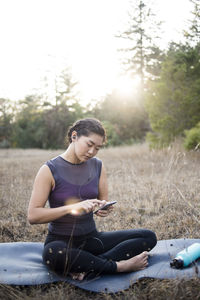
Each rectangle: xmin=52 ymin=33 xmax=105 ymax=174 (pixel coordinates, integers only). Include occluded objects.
xmin=170 ymin=243 xmax=200 ymax=268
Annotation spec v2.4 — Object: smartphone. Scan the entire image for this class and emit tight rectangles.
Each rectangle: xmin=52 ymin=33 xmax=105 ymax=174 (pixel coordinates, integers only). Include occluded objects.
xmin=94 ymin=201 xmax=117 ymax=214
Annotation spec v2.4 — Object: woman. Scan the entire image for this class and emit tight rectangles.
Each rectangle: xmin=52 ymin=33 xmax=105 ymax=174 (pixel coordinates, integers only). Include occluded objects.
xmin=28 ymin=118 xmax=157 ymax=280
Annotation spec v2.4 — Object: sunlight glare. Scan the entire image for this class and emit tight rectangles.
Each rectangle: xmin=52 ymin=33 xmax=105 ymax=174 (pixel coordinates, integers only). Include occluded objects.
xmin=114 ymin=75 xmax=141 ymax=98
xmin=0 ymin=0 xmax=193 ymax=104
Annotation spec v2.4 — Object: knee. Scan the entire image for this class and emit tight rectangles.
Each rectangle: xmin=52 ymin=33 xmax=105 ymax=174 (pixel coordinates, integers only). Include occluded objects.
xmin=147 ymin=230 xmax=157 ymax=249
xmin=43 ymin=241 xmax=68 ymax=276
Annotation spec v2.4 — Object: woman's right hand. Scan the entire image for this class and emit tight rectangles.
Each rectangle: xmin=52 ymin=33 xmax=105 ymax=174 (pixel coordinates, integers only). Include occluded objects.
xmin=69 ymin=199 xmax=106 ymax=216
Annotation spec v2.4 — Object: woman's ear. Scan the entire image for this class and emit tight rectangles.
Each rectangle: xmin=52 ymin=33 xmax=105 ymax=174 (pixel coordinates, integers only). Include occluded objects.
xmin=71 ymin=130 xmax=77 ymax=141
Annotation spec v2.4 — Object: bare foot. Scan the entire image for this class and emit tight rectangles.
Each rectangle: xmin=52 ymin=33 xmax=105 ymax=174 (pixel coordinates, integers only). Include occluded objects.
xmin=70 ymin=272 xmax=86 ymax=281
xmin=116 ymin=251 xmax=149 ymax=273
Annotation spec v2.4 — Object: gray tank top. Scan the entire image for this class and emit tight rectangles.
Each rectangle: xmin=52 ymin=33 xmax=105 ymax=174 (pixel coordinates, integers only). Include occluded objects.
xmin=45 ymin=156 xmax=102 ymax=236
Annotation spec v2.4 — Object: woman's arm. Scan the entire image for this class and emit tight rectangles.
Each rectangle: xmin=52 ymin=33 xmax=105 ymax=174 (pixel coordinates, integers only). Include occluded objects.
xmin=28 ymin=165 xmax=102 ymax=224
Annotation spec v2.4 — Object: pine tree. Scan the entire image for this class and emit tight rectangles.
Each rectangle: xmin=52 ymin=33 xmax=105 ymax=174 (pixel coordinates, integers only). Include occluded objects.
xmin=116 ymin=0 xmax=163 ymax=95
xmin=184 ymin=0 xmax=200 ymax=45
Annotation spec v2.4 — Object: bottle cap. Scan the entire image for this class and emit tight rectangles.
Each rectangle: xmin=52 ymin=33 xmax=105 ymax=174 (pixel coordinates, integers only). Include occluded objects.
xmin=170 ymin=258 xmax=184 ymax=269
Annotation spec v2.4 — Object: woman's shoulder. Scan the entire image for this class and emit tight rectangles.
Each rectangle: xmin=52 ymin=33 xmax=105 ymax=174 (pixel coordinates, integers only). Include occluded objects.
xmin=44 ymin=156 xmax=62 ymax=177
xmin=45 ymin=155 xmax=60 ymax=166
xmin=35 ymin=164 xmax=54 ymax=183
xmin=90 ymin=156 xmax=102 ymax=165
xmin=89 ymin=157 xmax=102 ymax=177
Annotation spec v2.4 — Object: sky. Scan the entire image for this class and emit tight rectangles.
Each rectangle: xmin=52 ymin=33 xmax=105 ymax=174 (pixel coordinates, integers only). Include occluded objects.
xmin=0 ymin=0 xmax=193 ymax=106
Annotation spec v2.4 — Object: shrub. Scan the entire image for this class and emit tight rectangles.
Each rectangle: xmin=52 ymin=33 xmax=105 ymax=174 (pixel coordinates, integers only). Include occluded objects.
xmin=146 ymin=131 xmax=172 ymax=149
xmin=184 ymin=122 xmax=200 ymax=150
xmin=101 ymin=120 xmax=121 ymax=147
xmin=0 ymin=138 xmax=10 ymax=148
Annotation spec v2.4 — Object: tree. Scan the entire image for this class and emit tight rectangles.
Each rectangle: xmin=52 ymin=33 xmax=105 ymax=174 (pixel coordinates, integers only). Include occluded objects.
xmin=55 ymin=67 xmax=78 ymax=106
xmin=41 ymin=66 xmax=78 ymax=108
xmin=116 ymin=0 xmax=163 ymax=95
xmin=12 ymin=95 xmax=46 ymax=148
xmin=145 ymin=43 xmax=200 ymax=147
xmin=184 ymin=0 xmax=200 ymax=45
xmin=184 ymin=121 xmax=200 ymax=150
xmin=12 ymin=94 xmax=84 ymax=149
xmin=41 ymin=67 xmax=83 ymax=148
xmin=0 ymin=98 xmax=14 ymax=148
xmin=7 ymin=63 xmax=84 ymax=149
xmin=91 ymin=89 xmax=150 ymax=145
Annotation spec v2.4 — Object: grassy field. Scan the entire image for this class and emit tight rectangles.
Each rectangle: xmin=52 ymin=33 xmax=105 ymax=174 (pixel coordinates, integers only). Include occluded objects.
xmin=0 ymin=143 xmax=200 ymax=299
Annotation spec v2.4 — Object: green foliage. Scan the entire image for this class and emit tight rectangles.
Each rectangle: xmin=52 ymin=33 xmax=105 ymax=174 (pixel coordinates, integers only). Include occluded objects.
xmin=145 ymin=43 xmax=200 ymax=148
xmin=42 ymin=104 xmax=72 ymax=149
xmin=184 ymin=122 xmax=200 ymax=150
xmin=11 ymin=98 xmax=85 ymax=149
xmin=12 ymin=96 xmax=46 ymax=148
xmin=184 ymin=0 xmax=200 ymax=45
xmin=0 ymin=98 xmax=14 ymax=148
xmin=145 ymin=132 xmax=171 ymax=149
xmin=4 ymin=66 xmax=85 ymax=149
xmin=101 ymin=120 xmax=121 ymax=147
xmin=3 ymin=43 xmax=200 ymax=150
xmin=91 ymin=90 xmax=150 ymax=146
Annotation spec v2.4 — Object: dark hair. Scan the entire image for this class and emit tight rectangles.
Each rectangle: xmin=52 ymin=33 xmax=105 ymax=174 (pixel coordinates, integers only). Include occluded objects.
xmin=67 ymin=118 xmax=106 ymax=144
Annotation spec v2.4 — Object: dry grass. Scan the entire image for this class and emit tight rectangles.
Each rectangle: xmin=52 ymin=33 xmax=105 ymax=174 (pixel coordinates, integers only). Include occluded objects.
xmin=0 ymin=143 xmax=200 ymax=299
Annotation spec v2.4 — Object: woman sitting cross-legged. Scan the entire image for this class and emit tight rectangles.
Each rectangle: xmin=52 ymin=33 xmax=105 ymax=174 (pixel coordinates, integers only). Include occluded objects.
xmin=27 ymin=118 xmax=157 ymax=280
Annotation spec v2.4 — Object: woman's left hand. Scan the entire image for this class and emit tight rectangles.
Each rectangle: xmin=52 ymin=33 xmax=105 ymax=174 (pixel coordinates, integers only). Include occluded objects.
xmin=95 ymin=205 xmax=114 ymax=217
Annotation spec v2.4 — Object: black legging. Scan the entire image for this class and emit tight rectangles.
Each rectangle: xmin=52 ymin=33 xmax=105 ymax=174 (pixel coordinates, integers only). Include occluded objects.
xmin=43 ymin=229 xmax=157 ymax=276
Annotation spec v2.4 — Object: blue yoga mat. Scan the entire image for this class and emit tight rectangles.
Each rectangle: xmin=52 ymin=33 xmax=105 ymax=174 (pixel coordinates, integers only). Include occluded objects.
xmin=0 ymin=239 xmax=199 ymax=293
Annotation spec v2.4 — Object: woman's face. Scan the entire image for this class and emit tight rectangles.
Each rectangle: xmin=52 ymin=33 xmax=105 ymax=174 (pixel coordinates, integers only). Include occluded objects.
xmin=73 ymin=133 xmax=104 ymax=162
